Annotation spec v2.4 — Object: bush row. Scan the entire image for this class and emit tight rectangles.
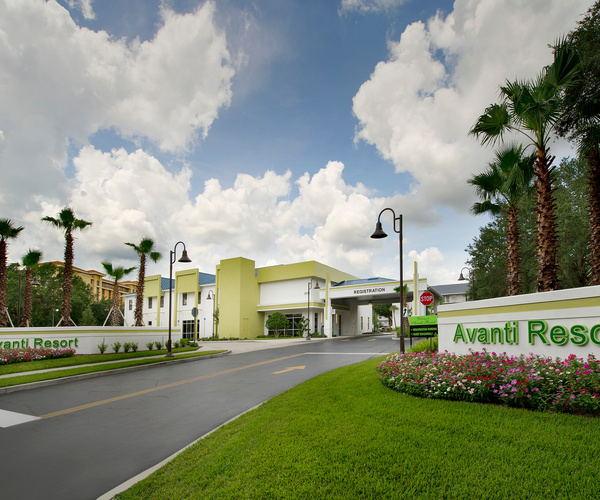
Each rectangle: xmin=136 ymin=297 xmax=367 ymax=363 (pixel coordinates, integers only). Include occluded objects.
xmin=0 ymin=347 xmax=76 ymax=365
xmin=376 ymin=350 xmax=600 ymax=415
xmin=98 ymin=338 xmax=191 ymax=354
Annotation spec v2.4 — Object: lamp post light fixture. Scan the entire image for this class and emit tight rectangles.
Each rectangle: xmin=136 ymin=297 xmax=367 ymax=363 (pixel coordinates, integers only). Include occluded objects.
xmin=458 ymin=267 xmax=475 ymax=301
xmin=371 ymin=208 xmax=405 ymax=353
xmin=167 ymin=241 xmax=191 ymax=357
xmin=306 ymin=279 xmax=320 ymax=340
xmin=207 ymin=290 xmax=215 ymax=338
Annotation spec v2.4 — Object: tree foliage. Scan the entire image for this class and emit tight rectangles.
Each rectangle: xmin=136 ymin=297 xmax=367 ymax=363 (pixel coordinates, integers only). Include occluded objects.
xmin=467 ymin=156 xmax=590 ymax=298
xmin=125 ymin=237 xmax=162 ymax=326
xmin=266 ymin=312 xmax=290 ymax=338
xmin=5 ymin=262 xmax=96 ymax=326
xmin=41 ymin=207 xmax=92 ymax=326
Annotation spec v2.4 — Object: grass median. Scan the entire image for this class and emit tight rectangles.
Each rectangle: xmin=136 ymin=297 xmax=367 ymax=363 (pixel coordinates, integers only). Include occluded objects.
xmin=115 ymin=356 xmax=599 ymax=500
xmin=0 ymin=348 xmax=226 ymax=388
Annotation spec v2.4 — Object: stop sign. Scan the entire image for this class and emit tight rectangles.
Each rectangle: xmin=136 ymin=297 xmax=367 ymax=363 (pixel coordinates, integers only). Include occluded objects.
xmin=420 ymin=291 xmax=434 ymax=306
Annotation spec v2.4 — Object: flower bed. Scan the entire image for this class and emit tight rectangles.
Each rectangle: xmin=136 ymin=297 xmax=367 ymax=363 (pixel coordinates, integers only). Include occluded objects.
xmin=0 ymin=347 xmax=76 ymax=365
xmin=376 ymin=350 xmax=600 ymax=415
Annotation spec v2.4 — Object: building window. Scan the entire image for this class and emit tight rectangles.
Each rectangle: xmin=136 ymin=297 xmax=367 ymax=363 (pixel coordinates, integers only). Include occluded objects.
xmin=160 ymin=295 xmax=164 ymax=308
xmin=182 ymin=319 xmax=199 ymax=339
xmin=148 ymin=297 xmax=153 ymax=309
xmin=198 ymin=291 xmax=201 ymax=304
xmin=128 ymin=300 xmax=132 ymax=311
xmin=182 ymin=293 xmax=188 ymax=306
xmin=267 ymin=313 xmax=305 ymax=337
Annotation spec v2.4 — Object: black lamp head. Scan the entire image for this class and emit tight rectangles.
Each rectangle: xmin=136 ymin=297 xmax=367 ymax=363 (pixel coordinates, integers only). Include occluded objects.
xmin=178 ymin=249 xmax=192 ymax=263
xmin=370 ymin=221 xmax=388 ymax=239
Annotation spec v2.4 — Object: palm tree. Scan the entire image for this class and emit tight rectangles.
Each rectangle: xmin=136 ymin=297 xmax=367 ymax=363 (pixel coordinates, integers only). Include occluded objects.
xmin=21 ymin=249 xmax=43 ymax=327
xmin=101 ymin=261 xmax=136 ymax=326
xmin=468 ymin=145 xmax=536 ymax=295
xmin=470 ymin=39 xmax=580 ymax=292
xmin=42 ymin=207 xmax=92 ymax=326
xmin=558 ymin=5 xmax=600 ymax=284
xmin=125 ymin=238 xmax=162 ymax=326
xmin=0 ymin=219 xmax=24 ymax=326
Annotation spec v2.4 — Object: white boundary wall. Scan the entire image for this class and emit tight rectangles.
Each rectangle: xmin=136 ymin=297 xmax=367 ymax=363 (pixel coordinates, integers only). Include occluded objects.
xmin=0 ymin=327 xmax=178 ymax=355
xmin=438 ymin=285 xmax=600 ymax=359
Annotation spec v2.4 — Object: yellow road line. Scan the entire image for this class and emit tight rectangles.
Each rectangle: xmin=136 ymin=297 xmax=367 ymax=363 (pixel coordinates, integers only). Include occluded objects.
xmin=41 ymin=353 xmax=306 ymax=419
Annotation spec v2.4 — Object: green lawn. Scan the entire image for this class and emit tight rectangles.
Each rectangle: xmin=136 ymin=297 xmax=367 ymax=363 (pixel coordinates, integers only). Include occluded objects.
xmin=0 ymin=348 xmax=225 ymax=388
xmin=115 ymin=356 xmax=600 ymax=499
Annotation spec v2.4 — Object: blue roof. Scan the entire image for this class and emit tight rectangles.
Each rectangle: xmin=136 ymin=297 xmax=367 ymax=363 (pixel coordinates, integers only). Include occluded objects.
xmin=198 ymin=272 xmax=216 ymax=285
xmin=332 ymin=277 xmax=396 ymax=287
xmin=160 ymin=273 xmax=215 ymax=290
xmin=161 ymin=277 xmax=174 ymax=291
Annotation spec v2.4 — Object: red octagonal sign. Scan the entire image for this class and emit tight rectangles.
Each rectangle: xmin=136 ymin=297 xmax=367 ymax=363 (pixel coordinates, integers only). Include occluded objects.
xmin=420 ymin=291 xmax=434 ymax=306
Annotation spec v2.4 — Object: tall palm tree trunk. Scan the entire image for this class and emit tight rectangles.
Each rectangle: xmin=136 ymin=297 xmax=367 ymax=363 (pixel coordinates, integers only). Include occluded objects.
xmin=61 ymin=232 xmax=75 ymax=326
xmin=110 ymin=279 xmax=120 ymax=326
xmin=534 ymin=150 xmax=559 ymax=292
xmin=134 ymin=253 xmax=146 ymax=326
xmin=588 ymin=147 xmax=600 ymax=285
xmin=506 ymin=205 xmax=522 ymax=296
xmin=0 ymin=240 xmax=7 ymax=327
xmin=21 ymin=268 xmax=33 ymax=327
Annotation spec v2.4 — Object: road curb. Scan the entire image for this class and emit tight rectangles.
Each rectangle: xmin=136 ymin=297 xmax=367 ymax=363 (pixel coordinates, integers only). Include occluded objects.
xmin=0 ymin=351 xmax=231 ymax=395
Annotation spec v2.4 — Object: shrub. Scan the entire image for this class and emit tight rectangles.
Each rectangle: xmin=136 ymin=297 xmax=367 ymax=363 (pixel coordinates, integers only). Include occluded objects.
xmin=173 ymin=340 xmax=180 ymax=349
xmin=180 ymin=338 xmax=188 ymax=347
xmin=376 ymin=350 xmax=600 ymax=415
xmin=0 ymin=347 xmax=76 ymax=365
xmin=123 ymin=342 xmax=132 ymax=353
xmin=98 ymin=342 xmax=108 ymax=354
xmin=407 ymin=336 xmax=438 ymax=353
xmin=146 ymin=342 xmax=154 ymax=351
xmin=112 ymin=342 xmax=122 ymax=354
xmin=154 ymin=341 xmax=163 ymax=350
xmin=130 ymin=342 xmax=138 ymax=352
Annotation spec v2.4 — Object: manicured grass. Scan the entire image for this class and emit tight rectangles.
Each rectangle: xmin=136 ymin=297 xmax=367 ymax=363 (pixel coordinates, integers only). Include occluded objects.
xmin=0 ymin=349 xmax=225 ymax=388
xmin=115 ymin=356 xmax=600 ymax=500
xmin=0 ymin=347 xmax=199 ymax=375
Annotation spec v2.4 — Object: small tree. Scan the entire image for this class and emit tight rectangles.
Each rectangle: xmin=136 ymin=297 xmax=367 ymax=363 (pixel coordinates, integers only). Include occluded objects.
xmin=295 ymin=316 xmax=308 ymax=338
xmin=101 ymin=261 xmax=136 ymax=326
xmin=125 ymin=238 xmax=162 ymax=326
xmin=266 ymin=312 xmax=289 ymax=338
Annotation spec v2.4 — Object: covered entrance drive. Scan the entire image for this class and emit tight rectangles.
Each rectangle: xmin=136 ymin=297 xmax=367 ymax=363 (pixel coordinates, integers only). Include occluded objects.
xmin=317 ymin=277 xmax=431 ymax=337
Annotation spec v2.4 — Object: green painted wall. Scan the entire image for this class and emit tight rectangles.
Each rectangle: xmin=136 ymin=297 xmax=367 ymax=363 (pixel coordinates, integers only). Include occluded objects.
xmin=216 ymin=257 xmax=262 ymax=338
xmin=144 ymin=275 xmax=162 ymax=298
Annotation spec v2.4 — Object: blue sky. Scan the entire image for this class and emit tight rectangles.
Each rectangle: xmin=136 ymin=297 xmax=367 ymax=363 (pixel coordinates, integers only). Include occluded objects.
xmin=0 ymin=0 xmax=593 ymax=283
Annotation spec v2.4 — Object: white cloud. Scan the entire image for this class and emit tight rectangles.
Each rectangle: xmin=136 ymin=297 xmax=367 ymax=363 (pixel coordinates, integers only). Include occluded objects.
xmin=352 ymin=0 xmax=589 ymax=214
xmin=11 ymin=150 xmax=393 ymax=279
xmin=66 ymin=0 xmax=95 ymax=19
xmin=0 ymin=0 xmax=234 ymax=215
xmin=340 ymin=0 xmax=408 ymax=14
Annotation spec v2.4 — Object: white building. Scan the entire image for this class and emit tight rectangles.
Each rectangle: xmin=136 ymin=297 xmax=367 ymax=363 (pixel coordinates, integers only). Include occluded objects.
xmin=125 ymin=256 xmax=437 ymax=339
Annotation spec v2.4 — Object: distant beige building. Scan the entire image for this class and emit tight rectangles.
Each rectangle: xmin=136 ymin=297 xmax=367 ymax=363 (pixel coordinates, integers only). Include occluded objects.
xmin=49 ymin=261 xmax=137 ymax=305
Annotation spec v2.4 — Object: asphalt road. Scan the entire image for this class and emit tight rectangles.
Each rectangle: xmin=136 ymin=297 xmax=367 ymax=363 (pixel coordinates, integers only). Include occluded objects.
xmin=0 ymin=335 xmax=400 ymax=500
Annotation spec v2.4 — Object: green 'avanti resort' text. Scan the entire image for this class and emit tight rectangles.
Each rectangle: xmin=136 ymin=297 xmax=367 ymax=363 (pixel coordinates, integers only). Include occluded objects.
xmin=453 ymin=321 xmax=600 ymax=347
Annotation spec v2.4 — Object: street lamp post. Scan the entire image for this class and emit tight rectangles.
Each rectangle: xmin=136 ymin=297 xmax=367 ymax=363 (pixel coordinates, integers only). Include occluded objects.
xmin=167 ymin=241 xmax=191 ymax=357
xmin=458 ymin=267 xmax=475 ymax=301
xmin=371 ymin=208 xmax=405 ymax=353
xmin=207 ymin=290 xmax=215 ymax=338
xmin=306 ymin=279 xmax=320 ymax=340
